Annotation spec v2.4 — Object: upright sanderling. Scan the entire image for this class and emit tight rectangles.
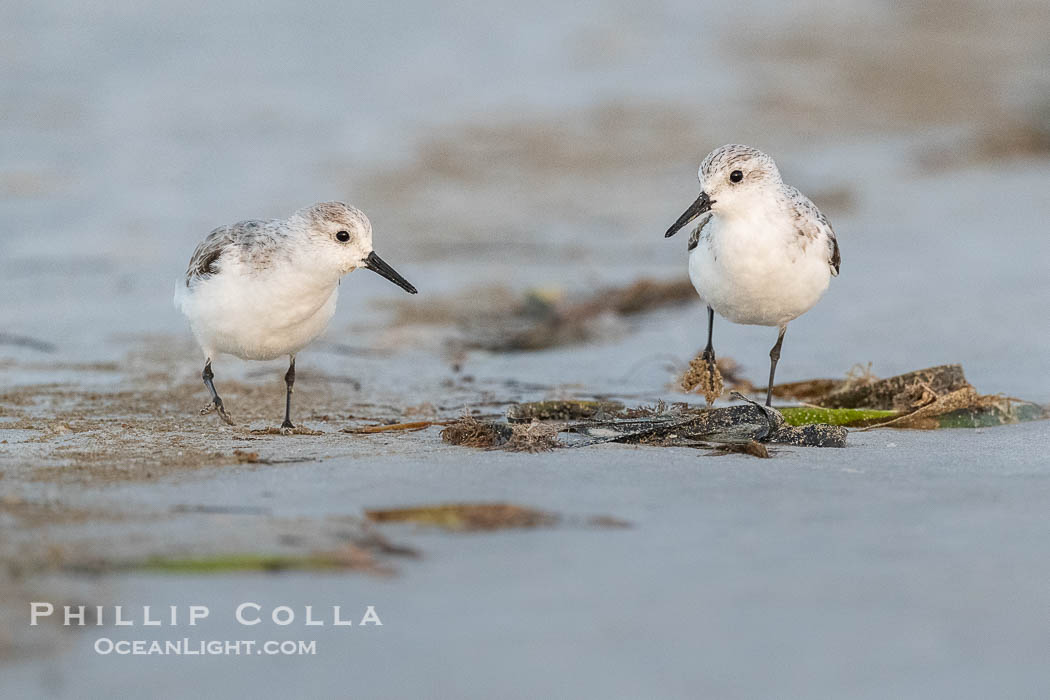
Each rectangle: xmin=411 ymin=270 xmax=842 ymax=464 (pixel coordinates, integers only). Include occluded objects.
xmin=664 ymin=144 xmax=840 ymax=406
xmin=174 ymin=202 xmax=417 ymax=428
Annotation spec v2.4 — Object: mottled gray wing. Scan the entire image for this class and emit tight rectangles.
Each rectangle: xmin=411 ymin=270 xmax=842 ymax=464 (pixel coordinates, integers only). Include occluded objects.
xmin=828 ymin=231 xmax=840 ymax=276
xmin=184 ymin=226 xmax=233 ymax=286
xmin=788 ymin=187 xmax=840 ymax=277
xmin=687 ymin=213 xmax=713 ymax=251
xmin=183 ymin=219 xmax=281 ymax=287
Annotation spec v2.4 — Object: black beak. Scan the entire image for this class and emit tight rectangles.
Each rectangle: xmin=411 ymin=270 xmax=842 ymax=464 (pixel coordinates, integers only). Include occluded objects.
xmin=363 ymin=251 xmax=417 ymax=294
xmin=665 ymin=191 xmax=712 ymax=238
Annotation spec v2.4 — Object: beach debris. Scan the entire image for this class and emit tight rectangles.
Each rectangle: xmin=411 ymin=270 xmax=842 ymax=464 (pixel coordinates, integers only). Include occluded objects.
xmin=680 ymin=354 xmax=791 ymax=402
xmin=681 ymin=351 xmax=724 ymax=404
xmin=766 ymin=422 xmax=850 ymax=447
xmin=440 ymin=413 xmax=560 ymax=451
xmin=512 ymin=396 xmax=847 ymax=449
xmin=364 ymin=503 xmax=631 ymax=532
xmin=571 ymin=396 xmax=848 ymax=448
xmin=444 ymin=397 xmax=848 ymax=451
xmin=750 ymin=362 xmax=879 ymax=403
xmin=481 ymin=278 xmax=696 ymax=351
xmin=381 ymin=277 xmax=697 ymax=352
xmin=675 ymin=360 xmax=1046 ymax=430
xmin=440 ymin=414 xmax=514 ymax=448
xmin=441 ymin=363 xmax=1042 ymax=456
xmin=503 ymin=419 xmax=562 ymax=452
xmin=773 ymin=364 xmax=1046 ymax=429
xmin=856 ymin=389 xmax=1046 ymax=430
xmin=819 ymin=364 xmax=969 ymax=410
xmin=933 ymin=395 xmax=1046 ymax=428
xmin=52 ymin=519 xmax=420 ymax=577
xmin=707 ymin=440 xmax=771 ymax=458
xmin=364 ymin=503 xmax=558 ymax=531
xmin=55 ymin=544 xmax=397 ymax=577
xmin=134 ymin=547 xmax=390 ymax=574
xmin=769 ymin=378 xmax=842 ymax=403
xmin=507 ymin=400 xmax=623 ymax=422
xmin=778 ymin=407 xmax=897 ymax=428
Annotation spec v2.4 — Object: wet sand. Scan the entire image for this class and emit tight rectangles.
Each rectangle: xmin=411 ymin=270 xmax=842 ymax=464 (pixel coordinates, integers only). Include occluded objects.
xmin=2 ymin=0 xmax=1049 ymax=697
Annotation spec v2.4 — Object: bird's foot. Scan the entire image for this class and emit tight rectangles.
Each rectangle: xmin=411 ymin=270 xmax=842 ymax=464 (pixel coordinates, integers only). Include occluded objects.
xmin=252 ymin=424 xmax=321 ymax=436
xmin=200 ymin=399 xmax=234 ymax=425
xmin=280 ymin=419 xmax=295 ymax=435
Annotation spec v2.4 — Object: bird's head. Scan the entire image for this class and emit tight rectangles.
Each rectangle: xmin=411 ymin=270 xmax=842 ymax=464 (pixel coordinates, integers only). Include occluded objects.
xmin=297 ymin=202 xmax=417 ymax=294
xmin=665 ymin=144 xmax=782 ymax=238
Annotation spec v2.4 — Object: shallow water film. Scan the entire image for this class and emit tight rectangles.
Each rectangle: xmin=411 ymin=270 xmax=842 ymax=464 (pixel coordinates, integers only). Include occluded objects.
xmin=2 ymin=1 xmax=1049 ymax=698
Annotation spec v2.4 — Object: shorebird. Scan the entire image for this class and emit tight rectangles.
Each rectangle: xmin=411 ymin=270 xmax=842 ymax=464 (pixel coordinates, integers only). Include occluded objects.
xmin=664 ymin=144 xmax=840 ymax=406
xmin=174 ymin=202 xmax=417 ymax=429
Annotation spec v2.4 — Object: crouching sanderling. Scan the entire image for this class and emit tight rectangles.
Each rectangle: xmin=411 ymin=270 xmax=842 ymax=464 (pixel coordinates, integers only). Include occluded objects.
xmin=664 ymin=145 xmax=840 ymax=406
xmin=174 ymin=202 xmax=417 ymax=428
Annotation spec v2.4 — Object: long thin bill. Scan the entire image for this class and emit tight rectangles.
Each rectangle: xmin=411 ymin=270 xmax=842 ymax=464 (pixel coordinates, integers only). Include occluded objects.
xmin=364 ymin=251 xmax=417 ymax=294
xmin=665 ymin=191 xmax=711 ymax=238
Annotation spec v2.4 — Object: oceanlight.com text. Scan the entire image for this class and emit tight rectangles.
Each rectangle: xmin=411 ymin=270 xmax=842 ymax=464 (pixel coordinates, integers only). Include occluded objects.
xmin=94 ymin=638 xmax=318 ymax=656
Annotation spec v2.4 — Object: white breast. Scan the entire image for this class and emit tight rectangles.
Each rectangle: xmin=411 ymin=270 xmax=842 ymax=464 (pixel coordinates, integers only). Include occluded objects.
xmin=175 ymin=258 xmax=340 ymax=361
xmin=688 ymin=208 xmax=831 ymax=327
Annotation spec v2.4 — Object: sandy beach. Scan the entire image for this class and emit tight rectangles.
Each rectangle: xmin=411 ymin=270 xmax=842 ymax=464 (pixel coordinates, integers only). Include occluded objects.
xmin=2 ymin=0 xmax=1049 ymax=697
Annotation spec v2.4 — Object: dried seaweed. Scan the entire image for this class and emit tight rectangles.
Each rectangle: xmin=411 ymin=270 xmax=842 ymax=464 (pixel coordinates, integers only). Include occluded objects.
xmin=439 ymin=414 xmax=561 ymax=451
xmin=680 ymin=352 xmax=724 ymax=404
xmin=364 ymin=503 xmax=558 ymax=531
xmin=502 ymin=420 xmax=562 ymax=452
xmin=770 ymin=378 xmax=844 ymax=403
xmin=507 ymin=400 xmax=623 ymax=422
xmin=437 ymin=397 xmax=852 ymax=452
xmin=821 ymin=364 xmax=969 ymax=410
xmin=772 ymin=364 xmax=1046 ymax=430
xmin=441 ymin=358 xmax=1046 ymax=456
xmin=565 ymin=397 xmax=847 ymax=448
xmin=440 ymin=414 xmax=513 ymax=448
xmin=618 ymin=401 xmax=676 ymax=418
xmin=706 ymin=440 xmax=771 ymax=458
xmin=854 ymin=387 xmax=1046 ymax=430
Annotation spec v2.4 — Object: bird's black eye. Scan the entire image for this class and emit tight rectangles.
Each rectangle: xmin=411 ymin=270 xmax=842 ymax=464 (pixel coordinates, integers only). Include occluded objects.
xmin=336 ymin=231 xmax=350 ymax=242
xmin=729 ymin=170 xmax=744 ymax=183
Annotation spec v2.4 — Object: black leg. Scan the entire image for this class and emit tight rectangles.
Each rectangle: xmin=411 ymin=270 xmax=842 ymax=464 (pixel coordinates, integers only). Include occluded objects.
xmin=702 ymin=306 xmax=715 ymax=362
xmin=201 ymin=359 xmax=234 ymax=425
xmin=766 ymin=326 xmax=787 ymax=407
xmin=281 ymin=355 xmax=296 ymax=429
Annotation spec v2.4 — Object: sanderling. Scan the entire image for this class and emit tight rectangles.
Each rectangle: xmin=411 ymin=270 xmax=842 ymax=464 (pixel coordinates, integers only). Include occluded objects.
xmin=174 ymin=202 xmax=417 ymax=428
xmin=664 ymin=144 xmax=840 ymax=406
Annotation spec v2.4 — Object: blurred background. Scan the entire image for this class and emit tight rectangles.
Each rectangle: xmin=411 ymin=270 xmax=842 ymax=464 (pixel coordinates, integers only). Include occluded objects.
xmin=2 ymin=0 xmax=1048 ymax=396
xmin=2 ymin=1 xmax=1050 ymax=698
